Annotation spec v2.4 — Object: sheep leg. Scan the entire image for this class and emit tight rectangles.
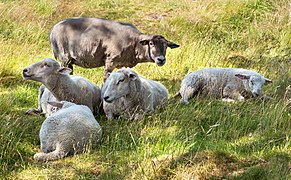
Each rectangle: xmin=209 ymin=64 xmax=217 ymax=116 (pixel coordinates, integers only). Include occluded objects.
xmin=180 ymin=86 xmax=198 ymax=104
xmin=132 ymin=102 xmax=153 ymax=120
xmin=25 ymin=109 xmax=43 ymax=115
xmin=104 ymin=62 xmax=114 ymax=81
xmin=25 ymin=85 xmax=46 ymax=115
xmin=179 ymin=77 xmax=202 ymax=104
xmin=106 ymin=112 xmax=114 ymax=120
xmin=34 ymin=142 xmax=69 ymax=161
xmin=104 ymin=56 xmax=118 ymax=81
xmin=222 ymin=85 xmax=244 ymax=102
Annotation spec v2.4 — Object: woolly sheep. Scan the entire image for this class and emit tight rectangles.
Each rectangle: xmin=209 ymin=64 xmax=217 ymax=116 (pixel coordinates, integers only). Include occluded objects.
xmin=33 ymin=101 xmax=102 ymax=161
xmin=102 ymin=68 xmax=168 ymax=120
xmin=175 ymin=68 xmax=272 ymax=104
xmin=25 ymin=85 xmax=58 ymax=117
xmin=50 ymin=17 xmax=179 ymax=80
xmin=22 ymin=58 xmax=102 ymax=115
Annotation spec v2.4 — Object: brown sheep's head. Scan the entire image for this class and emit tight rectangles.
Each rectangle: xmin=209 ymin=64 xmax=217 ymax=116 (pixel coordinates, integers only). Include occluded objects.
xmin=140 ymin=35 xmax=179 ymax=66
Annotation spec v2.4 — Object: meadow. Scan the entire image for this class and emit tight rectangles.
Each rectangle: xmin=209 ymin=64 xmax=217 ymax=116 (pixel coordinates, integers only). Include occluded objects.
xmin=0 ymin=0 xmax=290 ymax=179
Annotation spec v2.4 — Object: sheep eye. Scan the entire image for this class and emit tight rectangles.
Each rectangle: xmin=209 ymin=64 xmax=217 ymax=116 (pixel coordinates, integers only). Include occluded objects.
xmin=42 ymin=62 xmax=49 ymax=67
xmin=149 ymin=41 xmax=154 ymax=46
xmin=117 ymin=78 xmax=124 ymax=85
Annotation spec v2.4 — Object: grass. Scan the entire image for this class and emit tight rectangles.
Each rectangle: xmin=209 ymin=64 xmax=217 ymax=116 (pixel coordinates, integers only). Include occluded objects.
xmin=0 ymin=0 xmax=290 ymax=179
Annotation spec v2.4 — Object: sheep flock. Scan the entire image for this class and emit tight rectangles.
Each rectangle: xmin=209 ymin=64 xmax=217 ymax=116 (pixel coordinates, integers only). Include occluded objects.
xmin=22 ymin=17 xmax=273 ymax=161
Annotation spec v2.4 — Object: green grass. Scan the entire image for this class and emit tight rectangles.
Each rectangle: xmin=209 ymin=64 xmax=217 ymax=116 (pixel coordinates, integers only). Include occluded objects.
xmin=0 ymin=0 xmax=290 ymax=179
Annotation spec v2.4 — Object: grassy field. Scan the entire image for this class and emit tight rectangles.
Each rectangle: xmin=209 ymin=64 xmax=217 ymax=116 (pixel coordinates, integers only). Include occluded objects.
xmin=0 ymin=0 xmax=290 ymax=179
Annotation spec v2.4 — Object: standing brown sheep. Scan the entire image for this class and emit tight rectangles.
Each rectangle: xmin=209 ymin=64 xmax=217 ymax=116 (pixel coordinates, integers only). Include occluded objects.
xmin=50 ymin=17 xmax=179 ymax=80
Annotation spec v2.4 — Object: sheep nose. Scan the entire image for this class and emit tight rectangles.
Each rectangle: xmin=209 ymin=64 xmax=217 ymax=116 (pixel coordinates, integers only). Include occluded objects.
xmin=23 ymin=68 xmax=28 ymax=73
xmin=157 ymin=57 xmax=165 ymax=63
xmin=103 ymin=96 xmax=113 ymax=103
xmin=103 ymin=96 xmax=110 ymax=101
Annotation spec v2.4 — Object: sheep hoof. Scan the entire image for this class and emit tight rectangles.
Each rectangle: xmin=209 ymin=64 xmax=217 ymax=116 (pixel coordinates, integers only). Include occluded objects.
xmin=25 ymin=109 xmax=42 ymax=116
xmin=33 ymin=153 xmax=45 ymax=162
xmin=180 ymin=99 xmax=189 ymax=105
xmin=106 ymin=113 xmax=114 ymax=120
xmin=222 ymin=98 xmax=236 ymax=103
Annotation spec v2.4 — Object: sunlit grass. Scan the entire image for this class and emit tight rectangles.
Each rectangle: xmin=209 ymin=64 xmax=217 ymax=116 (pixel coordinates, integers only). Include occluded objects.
xmin=0 ymin=0 xmax=290 ymax=179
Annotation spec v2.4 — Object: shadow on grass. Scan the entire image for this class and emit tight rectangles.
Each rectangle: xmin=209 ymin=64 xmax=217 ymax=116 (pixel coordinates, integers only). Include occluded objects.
xmin=142 ymin=97 xmax=290 ymax=179
xmin=230 ymin=153 xmax=291 ymax=180
xmin=151 ymin=150 xmax=254 ymax=179
xmin=148 ymin=140 xmax=290 ymax=179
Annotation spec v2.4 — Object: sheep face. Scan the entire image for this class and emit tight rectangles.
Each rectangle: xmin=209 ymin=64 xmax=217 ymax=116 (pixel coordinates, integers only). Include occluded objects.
xmin=140 ymin=35 xmax=179 ymax=66
xmin=103 ymin=69 xmax=138 ymax=103
xmin=22 ymin=58 xmax=71 ymax=82
xmin=235 ymin=74 xmax=272 ymax=97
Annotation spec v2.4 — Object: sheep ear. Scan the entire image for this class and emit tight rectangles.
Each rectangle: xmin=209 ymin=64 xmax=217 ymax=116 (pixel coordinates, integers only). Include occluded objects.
xmin=167 ymin=41 xmax=180 ymax=49
xmin=128 ymin=73 xmax=137 ymax=81
xmin=140 ymin=40 xmax=149 ymax=46
xmin=235 ymin=74 xmax=250 ymax=80
xmin=58 ymin=67 xmax=72 ymax=75
xmin=120 ymin=68 xmax=137 ymax=81
xmin=47 ymin=101 xmax=64 ymax=109
xmin=105 ymin=72 xmax=111 ymax=78
xmin=265 ymin=78 xmax=272 ymax=84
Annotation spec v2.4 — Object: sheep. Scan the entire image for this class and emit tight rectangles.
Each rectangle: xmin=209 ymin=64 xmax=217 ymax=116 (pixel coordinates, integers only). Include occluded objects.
xmin=22 ymin=58 xmax=102 ymax=115
xmin=33 ymin=101 xmax=102 ymax=161
xmin=174 ymin=68 xmax=272 ymax=104
xmin=50 ymin=17 xmax=179 ymax=80
xmin=25 ymin=84 xmax=58 ymax=117
xmin=102 ymin=68 xmax=168 ymax=120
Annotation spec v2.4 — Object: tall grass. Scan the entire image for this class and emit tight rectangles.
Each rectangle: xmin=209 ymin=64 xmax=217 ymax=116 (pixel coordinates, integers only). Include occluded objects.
xmin=0 ymin=0 xmax=290 ymax=179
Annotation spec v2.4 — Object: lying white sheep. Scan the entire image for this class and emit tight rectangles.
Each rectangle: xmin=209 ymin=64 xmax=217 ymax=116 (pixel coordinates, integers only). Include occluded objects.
xmin=25 ymin=85 xmax=58 ymax=117
xmin=33 ymin=101 xmax=102 ymax=161
xmin=22 ymin=58 xmax=102 ymax=115
xmin=102 ymin=68 xmax=168 ymax=120
xmin=175 ymin=68 xmax=272 ymax=104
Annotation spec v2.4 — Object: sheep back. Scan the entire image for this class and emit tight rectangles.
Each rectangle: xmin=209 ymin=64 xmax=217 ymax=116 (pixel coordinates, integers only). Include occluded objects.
xmin=34 ymin=102 xmax=102 ymax=161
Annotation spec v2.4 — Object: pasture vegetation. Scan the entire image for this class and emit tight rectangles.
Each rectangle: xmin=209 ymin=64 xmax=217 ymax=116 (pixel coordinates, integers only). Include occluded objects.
xmin=0 ymin=0 xmax=290 ymax=179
